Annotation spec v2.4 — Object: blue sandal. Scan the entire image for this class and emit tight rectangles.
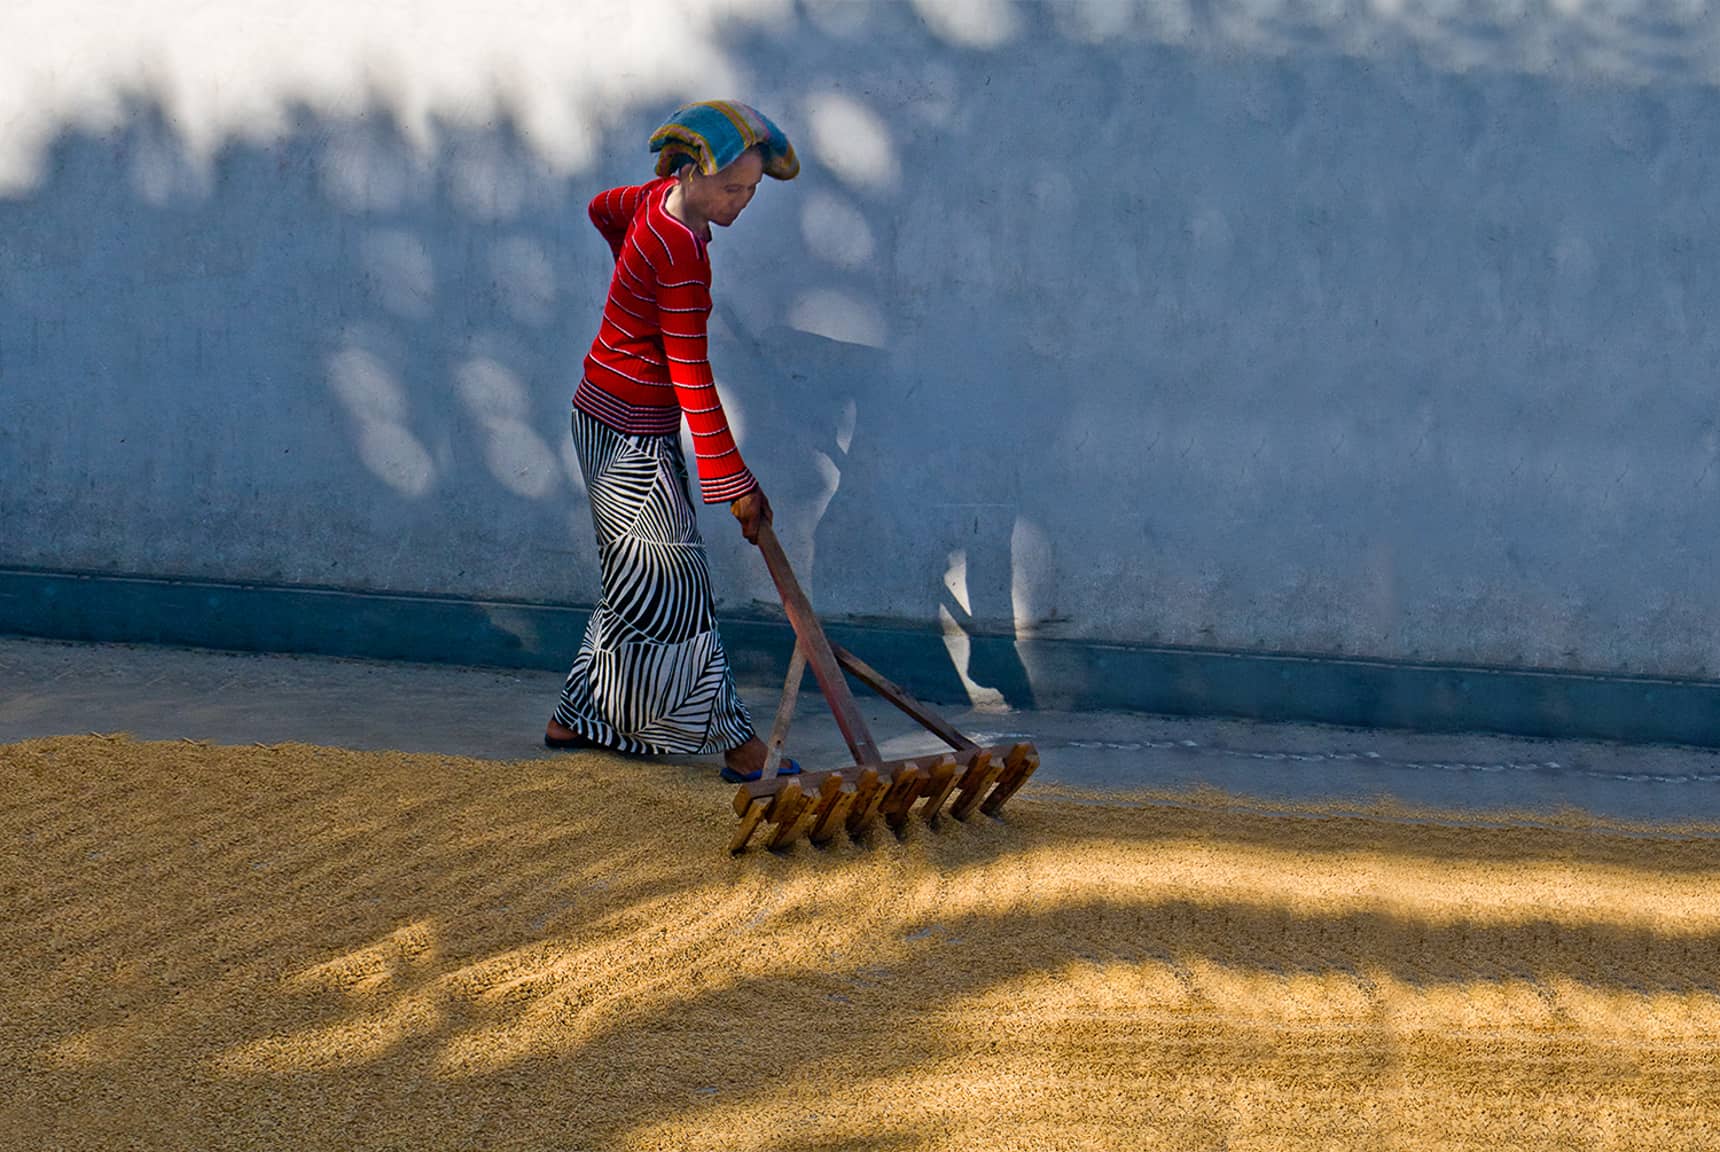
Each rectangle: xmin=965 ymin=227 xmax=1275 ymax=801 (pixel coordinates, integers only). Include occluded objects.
xmin=720 ymin=757 xmax=802 ymax=784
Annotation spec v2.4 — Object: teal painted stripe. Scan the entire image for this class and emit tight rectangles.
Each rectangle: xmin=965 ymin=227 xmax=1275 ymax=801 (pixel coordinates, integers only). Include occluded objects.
xmin=3 ymin=566 xmax=1717 ymax=748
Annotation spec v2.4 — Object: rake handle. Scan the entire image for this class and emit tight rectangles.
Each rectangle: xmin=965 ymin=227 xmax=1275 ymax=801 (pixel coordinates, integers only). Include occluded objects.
xmin=754 ymin=520 xmax=880 ymax=766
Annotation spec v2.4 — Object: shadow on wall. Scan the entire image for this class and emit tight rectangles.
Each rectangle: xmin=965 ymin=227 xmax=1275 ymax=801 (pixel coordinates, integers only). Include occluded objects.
xmin=723 ymin=319 xmax=1041 ymax=712
xmin=5 ymin=0 xmax=1720 ymax=711
xmin=0 ymin=98 xmax=596 ymax=601
xmin=647 ymin=0 xmax=1720 ymax=692
xmin=0 ymin=5 xmax=1082 ymax=712
xmin=0 ymin=83 xmax=1044 ymax=707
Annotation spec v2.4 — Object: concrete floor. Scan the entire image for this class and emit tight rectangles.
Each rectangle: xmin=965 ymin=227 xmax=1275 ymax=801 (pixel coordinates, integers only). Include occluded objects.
xmin=5 ymin=636 xmax=1720 ymax=825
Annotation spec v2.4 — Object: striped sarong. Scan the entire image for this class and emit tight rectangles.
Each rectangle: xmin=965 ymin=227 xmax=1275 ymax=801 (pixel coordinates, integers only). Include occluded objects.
xmin=553 ymin=409 xmax=755 ymax=755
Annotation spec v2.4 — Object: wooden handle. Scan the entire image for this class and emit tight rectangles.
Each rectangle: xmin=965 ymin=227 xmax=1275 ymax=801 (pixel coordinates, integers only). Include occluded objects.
xmin=754 ymin=521 xmax=880 ymax=766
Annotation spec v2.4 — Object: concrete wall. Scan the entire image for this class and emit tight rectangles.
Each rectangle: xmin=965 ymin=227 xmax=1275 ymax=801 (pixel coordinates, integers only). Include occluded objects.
xmin=4 ymin=0 xmax=1719 ymax=709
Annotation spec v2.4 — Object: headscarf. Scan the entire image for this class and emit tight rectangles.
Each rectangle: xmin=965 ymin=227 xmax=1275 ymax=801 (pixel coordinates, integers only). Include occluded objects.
xmin=649 ymin=100 xmax=799 ymax=181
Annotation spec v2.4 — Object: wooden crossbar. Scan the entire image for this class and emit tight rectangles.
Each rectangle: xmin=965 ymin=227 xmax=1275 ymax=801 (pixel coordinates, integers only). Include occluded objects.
xmin=829 ymin=642 xmax=978 ymax=754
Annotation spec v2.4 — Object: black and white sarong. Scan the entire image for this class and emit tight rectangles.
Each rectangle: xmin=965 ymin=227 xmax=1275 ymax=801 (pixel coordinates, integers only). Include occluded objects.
xmin=553 ymin=409 xmax=756 ymax=754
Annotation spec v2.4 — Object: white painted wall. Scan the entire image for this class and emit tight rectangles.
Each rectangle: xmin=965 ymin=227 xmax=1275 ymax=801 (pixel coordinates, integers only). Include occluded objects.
xmin=4 ymin=0 xmax=1719 ymax=704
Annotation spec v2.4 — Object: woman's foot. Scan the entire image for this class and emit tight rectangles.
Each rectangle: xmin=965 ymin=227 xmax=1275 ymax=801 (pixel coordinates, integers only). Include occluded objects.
xmin=544 ymin=718 xmax=602 ymax=750
xmin=720 ymin=737 xmax=801 ymax=783
xmin=724 ymin=736 xmax=767 ymax=777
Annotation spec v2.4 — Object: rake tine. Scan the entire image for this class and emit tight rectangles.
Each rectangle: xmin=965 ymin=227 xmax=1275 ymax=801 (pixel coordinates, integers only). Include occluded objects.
xmin=779 ymin=803 xmax=822 ymax=849
xmin=947 ymin=750 xmax=1001 ymax=822
xmin=806 ymin=775 xmax=853 ymax=846
xmin=730 ymin=796 xmax=771 ymax=854
xmin=981 ymin=743 xmax=1041 ymax=817
xmin=917 ymin=757 xmax=962 ymax=824
xmin=730 ymin=744 xmax=1040 ymax=850
xmin=844 ymin=767 xmax=888 ymax=837
xmin=881 ymin=765 xmax=927 ymax=833
xmin=765 ymin=780 xmax=811 ymax=851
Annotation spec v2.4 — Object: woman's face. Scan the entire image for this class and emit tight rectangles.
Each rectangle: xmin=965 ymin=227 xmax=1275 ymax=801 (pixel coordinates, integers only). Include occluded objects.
xmin=687 ymin=151 xmax=765 ymax=228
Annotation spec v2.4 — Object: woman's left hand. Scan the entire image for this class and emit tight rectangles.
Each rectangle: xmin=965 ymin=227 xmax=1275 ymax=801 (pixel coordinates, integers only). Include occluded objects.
xmin=730 ymin=489 xmax=773 ymax=545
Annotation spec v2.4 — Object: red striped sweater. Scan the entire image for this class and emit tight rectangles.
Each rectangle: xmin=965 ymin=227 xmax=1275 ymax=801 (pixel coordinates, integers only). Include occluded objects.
xmin=574 ymin=178 xmax=758 ymax=504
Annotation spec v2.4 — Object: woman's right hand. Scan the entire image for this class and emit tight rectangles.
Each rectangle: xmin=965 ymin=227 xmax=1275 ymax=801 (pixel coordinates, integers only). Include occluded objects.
xmin=730 ymin=489 xmax=773 ymax=545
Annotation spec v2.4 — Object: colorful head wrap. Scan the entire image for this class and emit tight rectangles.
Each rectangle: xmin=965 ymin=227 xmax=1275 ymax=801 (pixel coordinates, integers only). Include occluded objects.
xmin=649 ymin=100 xmax=799 ymax=181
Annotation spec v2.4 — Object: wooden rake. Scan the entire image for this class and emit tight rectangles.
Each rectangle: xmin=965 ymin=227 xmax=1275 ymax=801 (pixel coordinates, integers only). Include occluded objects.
xmin=729 ymin=522 xmax=1040 ymax=853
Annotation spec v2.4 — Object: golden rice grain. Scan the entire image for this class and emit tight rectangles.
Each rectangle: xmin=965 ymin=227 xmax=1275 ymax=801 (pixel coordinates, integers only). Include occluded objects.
xmin=2 ymin=735 xmax=1717 ymax=1150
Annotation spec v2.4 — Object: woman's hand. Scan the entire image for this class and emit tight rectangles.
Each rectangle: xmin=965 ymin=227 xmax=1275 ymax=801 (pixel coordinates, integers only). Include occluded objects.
xmin=730 ymin=489 xmax=772 ymax=545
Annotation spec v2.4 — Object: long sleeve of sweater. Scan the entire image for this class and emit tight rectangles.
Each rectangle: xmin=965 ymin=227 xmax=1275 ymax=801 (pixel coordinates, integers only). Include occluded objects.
xmin=652 ymin=248 xmax=757 ymax=503
xmin=587 ymin=183 xmax=654 ymax=259
xmin=577 ymin=180 xmax=759 ymax=504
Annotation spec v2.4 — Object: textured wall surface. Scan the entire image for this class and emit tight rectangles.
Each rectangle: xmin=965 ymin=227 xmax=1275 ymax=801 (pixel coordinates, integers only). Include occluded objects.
xmin=3 ymin=0 xmax=1718 ymax=707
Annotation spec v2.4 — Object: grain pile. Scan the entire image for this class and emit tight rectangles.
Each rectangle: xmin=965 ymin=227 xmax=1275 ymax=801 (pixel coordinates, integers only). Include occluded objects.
xmin=2 ymin=734 xmax=1717 ymax=1151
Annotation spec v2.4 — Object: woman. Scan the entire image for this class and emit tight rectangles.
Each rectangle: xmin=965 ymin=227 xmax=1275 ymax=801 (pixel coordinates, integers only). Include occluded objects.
xmin=544 ymin=100 xmax=800 ymax=784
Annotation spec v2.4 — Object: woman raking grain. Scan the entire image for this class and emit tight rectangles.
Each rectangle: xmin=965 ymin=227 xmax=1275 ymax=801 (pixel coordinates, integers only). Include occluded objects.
xmin=544 ymin=100 xmax=801 ymax=785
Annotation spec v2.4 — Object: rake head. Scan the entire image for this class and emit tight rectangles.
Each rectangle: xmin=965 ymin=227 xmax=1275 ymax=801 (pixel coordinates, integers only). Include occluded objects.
xmin=730 ymin=522 xmax=1041 ymax=854
xmin=730 ymin=741 xmax=1040 ymax=853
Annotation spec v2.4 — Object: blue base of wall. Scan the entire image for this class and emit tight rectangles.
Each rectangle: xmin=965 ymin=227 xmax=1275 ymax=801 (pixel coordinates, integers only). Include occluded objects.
xmin=3 ymin=566 xmax=1717 ymax=748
